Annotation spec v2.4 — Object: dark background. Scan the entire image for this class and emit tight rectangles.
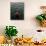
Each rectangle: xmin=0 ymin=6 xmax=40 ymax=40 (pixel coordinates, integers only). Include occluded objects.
xmin=10 ymin=2 xmax=24 ymax=20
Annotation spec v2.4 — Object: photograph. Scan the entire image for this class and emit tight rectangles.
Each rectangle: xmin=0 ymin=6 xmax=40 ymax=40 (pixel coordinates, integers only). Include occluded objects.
xmin=10 ymin=2 xmax=24 ymax=20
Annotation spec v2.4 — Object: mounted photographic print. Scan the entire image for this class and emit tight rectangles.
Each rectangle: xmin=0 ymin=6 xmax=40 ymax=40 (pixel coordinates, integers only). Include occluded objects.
xmin=10 ymin=2 xmax=24 ymax=20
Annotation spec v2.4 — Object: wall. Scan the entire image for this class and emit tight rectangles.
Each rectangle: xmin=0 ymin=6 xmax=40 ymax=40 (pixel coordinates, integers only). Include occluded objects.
xmin=0 ymin=0 xmax=46 ymax=38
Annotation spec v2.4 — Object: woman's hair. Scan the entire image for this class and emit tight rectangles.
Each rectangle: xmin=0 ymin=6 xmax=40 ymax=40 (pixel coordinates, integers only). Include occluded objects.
xmin=40 ymin=6 xmax=46 ymax=9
